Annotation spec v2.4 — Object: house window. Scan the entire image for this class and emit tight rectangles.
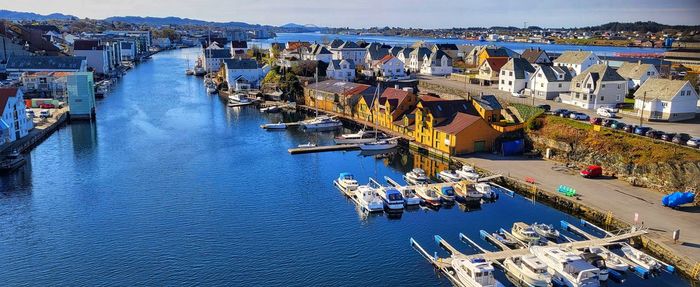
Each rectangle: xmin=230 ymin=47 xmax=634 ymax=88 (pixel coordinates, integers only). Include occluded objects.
xmin=558 ymin=83 xmax=562 ymax=88
xmin=586 ymin=83 xmax=591 ymax=88
xmin=617 ymin=95 xmax=621 ymax=101
xmin=575 ymin=93 xmax=580 ymax=99
xmin=509 ymin=71 xmax=513 ymax=76
xmin=501 ymin=71 xmax=505 ymax=75
xmin=538 ymin=74 xmax=542 ymax=77
xmin=617 ymin=84 xmax=621 ymax=89
xmin=662 ymin=102 xmax=668 ymax=108
xmin=646 ymin=71 xmax=651 ymax=76
xmin=583 ymin=94 xmax=588 ymax=100
xmin=600 ymin=96 xmax=604 ymax=101
xmin=501 ymin=80 xmax=505 ymax=84
xmin=541 ymin=83 xmax=544 ymax=87
xmin=602 ymin=84 xmax=606 ymax=88
xmin=508 ymin=81 xmax=512 ymax=85
xmin=576 ymin=83 xmax=580 ymax=88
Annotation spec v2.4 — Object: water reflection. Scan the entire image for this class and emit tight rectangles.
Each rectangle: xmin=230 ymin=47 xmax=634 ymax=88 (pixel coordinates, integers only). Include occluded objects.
xmin=69 ymin=120 xmax=98 ymax=156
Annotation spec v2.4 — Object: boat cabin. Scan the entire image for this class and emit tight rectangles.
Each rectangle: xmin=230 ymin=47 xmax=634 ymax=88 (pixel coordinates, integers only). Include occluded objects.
xmin=385 ymin=188 xmax=404 ymax=202
xmin=520 ymin=255 xmax=549 ymax=274
xmin=457 ymin=258 xmax=498 ymax=286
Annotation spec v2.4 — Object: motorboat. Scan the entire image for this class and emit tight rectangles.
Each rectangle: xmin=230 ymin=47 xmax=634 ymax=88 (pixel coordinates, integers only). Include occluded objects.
xmin=400 ymin=187 xmax=422 ymax=206
xmin=530 ymin=246 xmax=600 ymax=287
xmin=491 ymin=231 xmax=519 ymax=249
xmin=475 ymin=183 xmax=498 ymax=200
xmin=334 ymin=130 xmax=386 ymax=144
xmin=453 ymin=183 xmax=483 ymax=204
xmin=206 ymin=82 xmax=217 ymax=94
xmin=185 ymin=69 xmax=194 ymax=75
xmin=403 ymin=168 xmax=430 ymax=185
xmin=511 ymin=222 xmax=542 ymax=244
xmin=580 ymin=252 xmax=609 ymax=281
xmin=456 ymin=165 xmax=480 ymax=181
xmin=0 ymin=151 xmax=26 ymax=172
xmin=333 ymin=172 xmax=359 ymax=196
xmin=531 ymin=223 xmax=560 ymax=240
xmin=229 ymin=93 xmax=252 ymax=104
xmin=437 ymin=170 xmax=461 ymax=182
xmin=376 ymin=186 xmax=404 ymax=211
xmin=503 ymin=255 xmax=552 ymax=287
xmin=451 ymin=257 xmax=504 ymax=287
xmin=415 ymin=185 xmax=441 ymax=207
xmin=260 ymin=106 xmax=281 ymax=113
xmin=435 ymin=186 xmax=456 ymax=203
xmin=354 ymin=185 xmax=384 ymax=212
xmin=620 ymin=244 xmax=660 ymax=271
xmin=359 ymin=139 xmax=397 ymax=151
xmin=585 ymin=246 xmax=628 ymax=272
xmin=297 ymin=142 xmax=316 ymax=148
xmin=302 ymin=116 xmax=343 ymax=131
xmin=193 ymin=66 xmax=206 ymax=76
xmin=261 ymin=122 xmax=287 ymax=130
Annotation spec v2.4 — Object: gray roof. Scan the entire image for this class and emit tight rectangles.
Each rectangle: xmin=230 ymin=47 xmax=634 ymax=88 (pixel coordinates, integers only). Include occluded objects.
xmin=425 ymin=49 xmax=452 ymax=66
xmin=457 ymin=45 xmax=476 ymax=55
xmin=329 ymin=59 xmax=356 ymax=70
xmin=308 ymin=44 xmax=332 ymax=55
xmin=410 ymin=47 xmax=432 ymax=59
xmin=634 ymin=79 xmax=696 ymax=101
xmin=539 ymin=65 xmax=572 ymax=82
xmin=6 ymin=56 xmax=85 ymax=71
xmin=367 ymin=48 xmax=390 ymax=61
xmin=434 ymin=43 xmax=459 ymax=51
xmin=329 ymin=39 xmax=345 ymax=49
xmin=483 ymin=47 xmax=509 ymax=58
xmin=398 ymin=48 xmax=414 ymax=58
xmin=338 ymin=40 xmax=361 ymax=49
xmin=472 ymin=95 xmax=502 ymax=110
xmin=222 ymin=58 xmax=262 ymax=69
xmin=501 ymin=58 xmax=535 ymax=79
xmin=554 ymin=51 xmax=595 ymax=65
xmin=306 ymin=79 xmax=373 ymax=96
xmin=616 ymin=61 xmax=654 ymax=80
xmin=520 ymin=48 xmax=548 ymax=64
xmin=205 ymin=49 xmax=232 ymax=59
xmin=571 ymin=64 xmax=626 ymax=88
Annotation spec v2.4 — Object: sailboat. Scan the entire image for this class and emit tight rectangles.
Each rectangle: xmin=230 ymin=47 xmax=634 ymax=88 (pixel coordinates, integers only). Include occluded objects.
xmin=359 ymin=84 xmax=398 ymax=151
xmin=302 ymin=68 xmax=343 ymax=131
xmin=185 ymin=55 xmax=194 ymax=75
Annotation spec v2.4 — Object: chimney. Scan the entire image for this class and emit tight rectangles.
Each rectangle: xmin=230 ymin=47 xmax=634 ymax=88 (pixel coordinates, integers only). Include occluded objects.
xmin=395 ymin=84 xmax=400 ymax=89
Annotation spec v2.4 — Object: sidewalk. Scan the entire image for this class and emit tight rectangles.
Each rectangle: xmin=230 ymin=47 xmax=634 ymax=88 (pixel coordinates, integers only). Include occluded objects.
xmin=457 ymin=153 xmax=700 ymax=263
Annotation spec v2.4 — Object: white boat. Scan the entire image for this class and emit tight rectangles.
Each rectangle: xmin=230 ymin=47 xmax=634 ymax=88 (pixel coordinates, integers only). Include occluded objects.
xmin=620 ymin=244 xmax=660 ymax=271
xmin=503 ymin=255 xmax=552 ymax=287
xmin=193 ymin=66 xmax=206 ymax=76
xmin=334 ymin=130 xmax=385 ymax=144
xmin=451 ymin=257 xmax=505 ymax=287
xmin=297 ymin=142 xmax=316 ymax=148
xmin=261 ymin=122 xmax=287 ymax=130
xmin=229 ymin=93 xmax=252 ymax=104
xmin=585 ymin=246 xmax=628 ymax=272
xmin=333 ymin=172 xmax=359 ymax=196
xmin=354 ymin=185 xmax=384 ymax=212
xmin=415 ymin=185 xmax=441 ymax=207
xmin=491 ymin=231 xmax=519 ymax=249
xmin=260 ymin=106 xmax=281 ymax=113
xmin=400 ymin=187 xmax=422 ymax=205
xmin=438 ymin=170 xmax=461 ymax=182
xmin=454 ymin=183 xmax=483 ymax=204
xmin=302 ymin=116 xmax=343 ymax=131
xmin=403 ymin=168 xmax=430 ymax=185
xmin=206 ymin=83 xmax=217 ymax=94
xmin=511 ymin=222 xmax=542 ymax=244
xmin=374 ymin=184 xmax=404 ymax=210
xmin=434 ymin=185 xmax=456 ymax=203
xmin=456 ymin=165 xmax=480 ymax=181
xmin=359 ymin=139 xmax=397 ymax=151
xmin=531 ymin=223 xmax=560 ymax=240
xmin=531 ymin=246 xmax=600 ymax=287
xmin=186 ymin=69 xmax=194 ymax=75
xmin=579 ymin=252 xmax=609 ymax=281
xmin=475 ymin=183 xmax=497 ymax=200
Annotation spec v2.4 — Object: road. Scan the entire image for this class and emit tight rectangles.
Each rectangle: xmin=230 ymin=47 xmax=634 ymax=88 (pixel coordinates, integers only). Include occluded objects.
xmin=419 ymin=75 xmax=700 ymax=137
xmin=457 ymin=153 xmax=700 ymax=264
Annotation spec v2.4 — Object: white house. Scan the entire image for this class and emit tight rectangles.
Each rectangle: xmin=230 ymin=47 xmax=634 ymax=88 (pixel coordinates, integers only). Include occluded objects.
xmin=396 ymin=48 xmax=414 ymax=66
xmin=419 ymin=49 xmax=452 ymax=76
xmin=407 ymin=47 xmax=431 ymax=73
xmin=203 ymin=49 xmax=232 ymax=72
xmin=365 ymin=48 xmax=390 ymax=68
xmin=498 ymin=58 xmax=535 ymax=93
xmin=553 ymin=50 xmax=600 ymax=76
xmin=527 ymin=65 xmax=572 ymax=100
xmin=221 ymin=59 xmax=270 ymax=91
xmin=0 ymin=88 xmax=32 ymax=145
xmin=119 ymin=41 xmax=136 ymax=61
xmin=615 ymin=61 xmax=658 ymax=90
xmin=230 ymin=41 xmax=248 ymax=58
xmin=72 ymin=40 xmax=110 ymax=75
xmin=302 ymin=44 xmax=333 ymax=63
xmin=633 ymin=79 xmax=698 ymax=122
xmin=326 ymin=59 xmax=356 ymax=82
xmin=331 ymin=41 xmax=366 ymax=63
xmin=374 ymin=55 xmax=405 ymax=78
xmin=564 ymin=64 xmax=627 ymax=110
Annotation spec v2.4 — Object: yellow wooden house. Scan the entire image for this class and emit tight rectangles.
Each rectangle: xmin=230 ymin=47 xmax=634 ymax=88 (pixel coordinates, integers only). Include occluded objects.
xmin=303 ymin=80 xmax=374 ymax=118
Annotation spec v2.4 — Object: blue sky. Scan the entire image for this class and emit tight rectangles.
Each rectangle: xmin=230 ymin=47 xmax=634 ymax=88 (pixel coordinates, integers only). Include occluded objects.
xmin=2 ymin=0 xmax=699 ymax=28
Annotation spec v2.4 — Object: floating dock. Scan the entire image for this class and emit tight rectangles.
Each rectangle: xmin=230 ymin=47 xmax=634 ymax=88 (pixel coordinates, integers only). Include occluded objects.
xmin=288 ymin=144 xmax=359 ymax=154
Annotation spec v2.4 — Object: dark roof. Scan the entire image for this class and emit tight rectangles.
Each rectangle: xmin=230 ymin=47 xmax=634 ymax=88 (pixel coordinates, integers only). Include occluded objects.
xmin=73 ymin=40 xmax=103 ymax=50
xmin=22 ymin=24 xmax=60 ymax=33
xmin=367 ymin=48 xmax=390 ymax=61
xmin=502 ymin=58 xmax=535 ymax=79
xmin=435 ymin=43 xmax=458 ymax=51
xmin=6 ymin=56 xmax=85 ymax=71
xmin=398 ymin=48 xmax=414 ymax=58
xmin=308 ymin=44 xmax=332 ymax=55
xmin=483 ymin=47 xmax=509 ymax=57
xmin=410 ymin=47 xmax=432 ymax=59
xmin=572 ymin=64 xmax=626 ymax=88
xmin=306 ymin=80 xmax=374 ymax=96
xmin=483 ymin=58 xmax=509 ymax=73
xmin=205 ymin=49 xmax=232 ymax=59
xmin=520 ymin=48 xmax=548 ymax=64
xmin=338 ymin=40 xmax=361 ymax=49
xmin=230 ymin=41 xmax=248 ymax=49
xmin=419 ymin=96 xmax=473 ymax=121
xmin=472 ymin=95 xmax=502 ymax=110
xmin=0 ymin=88 xmax=20 ymax=111
xmin=329 ymin=59 xmax=356 ymax=70
xmin=222 ymin=58 xmax=262 ymax=69
xmin=539 ymin=65 xmax=573 ymax=82
xmin=329 ymin=38 xmax=345 ymax=49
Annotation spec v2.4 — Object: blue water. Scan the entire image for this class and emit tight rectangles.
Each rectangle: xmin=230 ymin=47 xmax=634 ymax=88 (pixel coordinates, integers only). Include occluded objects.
xmin=0 ymin=48 xmax=688 ymax=286
xmin=250 ymin=32 xmax=667 ymax=56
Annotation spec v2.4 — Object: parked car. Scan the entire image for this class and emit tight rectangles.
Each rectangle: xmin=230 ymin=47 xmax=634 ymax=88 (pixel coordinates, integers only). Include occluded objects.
xmin=611 ymin=122 xmax=626 ymax=130
xmin=580 ymin=165 xmax=603 ymax=178
xmin=661 ymin=133 xmax=676 ymax=142
xmin=511 ymin=92 xmax=525 ymax=98
xmin=39 ymin=103 xmax=56 ymax=109
xmin=623 ymin=124 xmax=637 ymax=133
xmin=687 ymin=137 xmax=700 ymax=148
xmin=559 ymin=110 xmax=573 ymax=118
xmin=569 ymin=112 xmax=589 ymax=120
xmin=645 ymin=130 xmax=664 ymax=139
xmin=590 ymin=117 xmax=602 ymax=125
xmin=672 ymin=133 xmax=691 ymax=145
xmin=26 ymin=109 xmax=35 ymax=118
xmin=601 ymin=119 xmax=617 ymax=127
xmin=536 ymin=104 xmax=551 ymax=112
xmin=634 ymin=126 xmax=652 ymax=135
xmin=39 ymin=109 xmax=51 ymax=118
xmin=597 ymin=108 xmax=616 ymax=118
xmin=552 ymin=109 xmax=569 ymax=117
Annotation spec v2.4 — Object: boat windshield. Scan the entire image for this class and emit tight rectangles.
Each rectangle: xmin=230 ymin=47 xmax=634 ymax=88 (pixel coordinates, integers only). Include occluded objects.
xmin=387 ymin=192 xmax=403 ymax=201
xmin=441 ymin=187 xmax=455 ymax=196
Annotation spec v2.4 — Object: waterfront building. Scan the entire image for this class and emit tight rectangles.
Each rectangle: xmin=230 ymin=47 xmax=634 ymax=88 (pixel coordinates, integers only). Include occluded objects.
xmin=203 ymin=49 xmax=232 ymax=72
xmin=419 ymin=50 xmax=453 ymax=76
xmin=498 ymin=58 xmax=535 ymax=93
xmin=562 ymin=64 xmax=627 ymax=110
xmin=373 ymin=87 xmax=418 ymax=133
xmin=633 ymin=79 xmax=698 ymax=122
xmin=302 ymin=44 xmax=333 ymax=63
xmin=66 ymin=72 xmax=96 ymax=120
xmin=153 ymin=38 xmax=172 ymax=49
xmin=302 ymin=80 xmax=374 ymax=117
xmin=230 ymin=41 xmax=248 ymax=58
xmin=332 ymin=40 xmax=366 ymax=63
xmin=72 ymin=40 xmax=110 ymax=75
xmin=120 ymin=41 xmax=136 ymax=61
xmin=476 ymin=58 xmax=508 ymax=86
xmin=520 ymin=48 xmax=551 ymax=65
xmin=663 ymin=48 xmax=700 ymax=72
xmin=373 ymin=55 xmax=406 ymax=78
xmin=5 ymin=56 xmax=87 ymax=81
xmin=553 ymin=50 xmax=600 ymax=76
xmin=471 ymin=94 xmax=503 ymax=123
xmin=526 ymin=65 xmax=573 ymax=100
xmin=615 ymin=61 xmax=659 ymax=90
xmin=326 ymin=60 xmax=356 ymax=82
xmin=407 ymin=47 xmax=432 ymax=73
xmin=221 ymin=59 xmax=270 ymax=91
xmin=20 ymin=72 xmax=71 ymax=99
xmin=0 ymin=88 xmax=32 ymax=146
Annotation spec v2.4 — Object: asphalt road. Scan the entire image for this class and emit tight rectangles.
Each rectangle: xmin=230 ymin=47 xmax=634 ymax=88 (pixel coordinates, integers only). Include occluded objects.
xmin=457 ymin=153 xmax=700 ymax=263
xmin=419 ymin=75 xmax=700 ymax=138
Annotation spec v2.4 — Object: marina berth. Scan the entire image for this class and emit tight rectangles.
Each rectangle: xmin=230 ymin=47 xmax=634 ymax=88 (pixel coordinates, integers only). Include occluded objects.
xmin=503 ymin=255 xmax=552 ymax=287
xmin=474 ymin=183 xmax=498 ymax=200
xmin=334 ymin=130 xmax=386 ymax=144
xmin=511 ymin=222 xmax=542 ymax=244
xmin=438 ymin=169 xmax=462 ymax=182
xmin=384 ymin=176 xmax=421 ymax=205
xmin=415 ymin=185 xmax=442 ymax=207
xmin=620 ymin=244 xmax=660 ymax=272
xmin=530 ymin=246 xmax=600 ymax=287
xmin=358 ymin=138 xmax=398 ymax=151
xmin=584 ymin=246 xmax=629 ymax=272
xmin=333 ymin=172 xmax=359 ymax=197
xmin=435 ymin=185 xmax=456 ymax=203
xmin=404 ymin=168 xmax=430 ymax=185
xmin=456 ymin=165 xmax=480 ymax=181
xmin=453 ymin=183 xmax=483 ymax=204
xmin=301 ymin=115 xmax=343 ymax=131
xmin=531 ymin=223 xmax=560 ymax=240
xmin=451 ymin=257 xmax=505 ymax=287
xmin=354 ymin=184 xmax=384 ymax=212
xmin=373 ymin=184 xmax=405 ymax=211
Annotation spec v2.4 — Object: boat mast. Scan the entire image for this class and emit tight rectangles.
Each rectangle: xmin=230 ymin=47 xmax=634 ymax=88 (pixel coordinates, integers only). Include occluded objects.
xmin=314 ymin=67 xmax=319 ymax=117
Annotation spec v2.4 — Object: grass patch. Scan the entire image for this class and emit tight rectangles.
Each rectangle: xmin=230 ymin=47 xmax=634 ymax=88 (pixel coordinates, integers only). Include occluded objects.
xmin=510 ymin=103 xmax=544 ymax=122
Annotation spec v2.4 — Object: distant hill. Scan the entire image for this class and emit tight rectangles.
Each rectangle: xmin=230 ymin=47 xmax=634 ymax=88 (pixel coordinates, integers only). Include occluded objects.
xmin=581 ymin=21 xmax=700 ymax=33
xmin=0 ymin=9 xmax=76 ymax=21
xmin=105 ymin=16 xmax=259 ymax=28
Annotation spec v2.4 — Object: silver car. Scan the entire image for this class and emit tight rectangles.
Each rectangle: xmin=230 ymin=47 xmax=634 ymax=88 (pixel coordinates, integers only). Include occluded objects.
xmin=687 ymin=137 xmax=700 ymax=148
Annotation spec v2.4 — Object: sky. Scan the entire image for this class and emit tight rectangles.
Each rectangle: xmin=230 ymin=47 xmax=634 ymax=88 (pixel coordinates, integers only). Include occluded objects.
xmin=2 ymin=0 xmax=700 ymax=28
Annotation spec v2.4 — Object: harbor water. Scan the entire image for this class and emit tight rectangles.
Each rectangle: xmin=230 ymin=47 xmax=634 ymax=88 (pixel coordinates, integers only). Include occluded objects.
xmin=0 ymin=48 xmax=689 ymax=286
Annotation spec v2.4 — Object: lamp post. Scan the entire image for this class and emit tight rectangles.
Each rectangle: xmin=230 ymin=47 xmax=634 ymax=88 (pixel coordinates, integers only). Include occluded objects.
xmin=639 ymin=91 xmax=646 ymax=127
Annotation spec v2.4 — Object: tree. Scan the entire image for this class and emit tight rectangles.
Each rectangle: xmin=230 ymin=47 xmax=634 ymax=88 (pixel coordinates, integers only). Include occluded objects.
xmin=291 ymin=60 xmax=318 ymax=77
xmin=683 ymin=73 xmax=699 ymax=91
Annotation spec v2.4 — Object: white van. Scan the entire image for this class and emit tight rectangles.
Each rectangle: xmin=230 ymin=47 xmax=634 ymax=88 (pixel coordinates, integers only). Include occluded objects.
xmin=596 ymin=107 xmax=616 ymax=118
xmin=39 ymin=109 xmax=51 ymax=118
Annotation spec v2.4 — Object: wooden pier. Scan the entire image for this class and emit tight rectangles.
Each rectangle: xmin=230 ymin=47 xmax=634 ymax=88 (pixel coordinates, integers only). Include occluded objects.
xmin=288 ymin=144 xmax=359 ymax=154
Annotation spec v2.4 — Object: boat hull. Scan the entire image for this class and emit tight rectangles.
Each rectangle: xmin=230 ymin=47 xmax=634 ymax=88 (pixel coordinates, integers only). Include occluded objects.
xmin=359 ymin=143 xmax=397 ymax=151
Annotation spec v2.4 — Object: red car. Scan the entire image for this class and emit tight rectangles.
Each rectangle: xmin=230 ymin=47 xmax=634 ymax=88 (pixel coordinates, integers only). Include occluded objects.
xmin=589 ymin=117 xmax=602 ymax=125
xmin=39 ymin=103 xmax=55 ymax=109
xmin=580 ymin=165 xmax=602 ymax=178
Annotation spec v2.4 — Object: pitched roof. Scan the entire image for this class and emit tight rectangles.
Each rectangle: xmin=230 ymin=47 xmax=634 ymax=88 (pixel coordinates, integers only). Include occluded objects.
xmin=419 ymin=97 xmax=473 ymax=120
xmin=520 ymin=48 xmax=547 ymax=64
xmin=472 ymin=95 xmax=502 ymax=111
xmin=329 ymin=59 xmax=355 ymax=70
xmin=571 ymin=64 xmax=626 ymax=88
xmin=5 ymin=56 xmax=85 ymax=71
xmin=434 ymin=112 xmax=482 ymax=134
xmin=367 ymin=48 xmax=390 ymax=61
xmin=501 ymin=58 xmax=535 ymax=79
xmin=482 ymin=47 xmax=509 ymax=58
xmin=425 ymin=50 xmax=452 ymax=67
xmin=634 ymin=79 xmax=695 ymax=101
xmin=308 ymin=44 xmax=332 ymax=55
xmin=483 ymin=57 xmax=509 ymax=73
xmin=222 ymin=58 xmax=262 ymax=69
xmin=0 ymin=88 xmax=20 ymax=112
xmin=329 ymin=39 xmax=345 ymax=49
xmin=378 ymin=54 xmax=397 ymax=64
xmin=410 ymin=47 xmax=432 ymax=59
xmin=286 ymin=41 xmax=311 ymax=50
xmin=616 ymin=61 xmax=654 ymax=80
xmin=205 ymin=49 xmax=232 ymax=59
xmin=398 ymin=48 xmax=414 ymax=58
xmin=434 ymin=43 xmax=459 ymax=51
xmin=338 ymin=40 xmax=361 ymax=49
xmin=539 ymin=65 xmax=572 ymax=82
xmin=306 ymin=79 xmax=373 ymax=96
xmin=230 ymin=40 xmax=248 ymax=49
xmin=379 ymin=88 xmax=411 ymax=105
xmin=554 ymin=51 xmax=595 ymax=64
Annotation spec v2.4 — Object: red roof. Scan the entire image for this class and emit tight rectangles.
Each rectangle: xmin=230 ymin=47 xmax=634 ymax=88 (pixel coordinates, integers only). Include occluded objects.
xmin=378 ymin=54 xmax=396 ymax=64
xmin=485 ymin=58 xmax=509 ymax=73
xmin=0 ymin=88 xmax=20 ymax=112
xmin=419 ymin=95 xmax=443 ymax=102
xmin=286 ymin=41 xmax=311 ymax=51
xmin=434 ymin=112 xmax=482 ymax=134
xmin=380 ymin=88 xmax=410 ymax=102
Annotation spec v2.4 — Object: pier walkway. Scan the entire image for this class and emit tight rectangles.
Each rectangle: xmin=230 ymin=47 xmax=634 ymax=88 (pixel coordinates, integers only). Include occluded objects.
xmin=297 ymin=105 xmax=412 ymax=141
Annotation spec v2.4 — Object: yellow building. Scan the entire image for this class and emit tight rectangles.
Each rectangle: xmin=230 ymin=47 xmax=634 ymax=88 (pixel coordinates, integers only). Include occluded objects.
xmin=471 ymin=94 xmax=503 ymax=123
xmin=303 ymin=80 xmax=374 ymax=117
xmin=477 ymin=47 xmax=510 ymax=66
xmin=354 ymin=94 xmax=375 ymax=122
xmin=373 ymin=88 xmax=418 ymax=133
